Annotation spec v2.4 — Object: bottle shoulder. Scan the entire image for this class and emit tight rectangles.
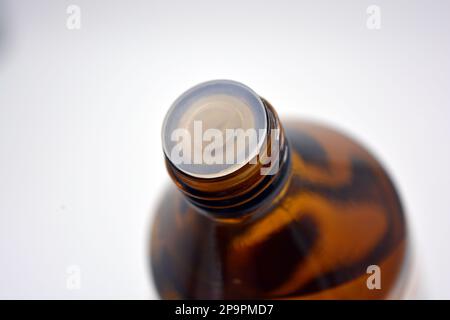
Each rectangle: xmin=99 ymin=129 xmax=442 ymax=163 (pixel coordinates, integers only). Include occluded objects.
xmin=151 ymin=120 xmax=408 ymax=299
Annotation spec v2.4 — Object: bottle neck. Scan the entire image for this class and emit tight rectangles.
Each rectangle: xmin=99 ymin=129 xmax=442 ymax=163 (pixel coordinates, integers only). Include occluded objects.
xmin=165 ymin=98 xmax=291 ymax=220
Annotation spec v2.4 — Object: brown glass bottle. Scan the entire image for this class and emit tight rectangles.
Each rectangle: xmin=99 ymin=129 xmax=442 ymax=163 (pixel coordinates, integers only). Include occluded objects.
xmin=150 ymin=80 xmax=408 ymax=299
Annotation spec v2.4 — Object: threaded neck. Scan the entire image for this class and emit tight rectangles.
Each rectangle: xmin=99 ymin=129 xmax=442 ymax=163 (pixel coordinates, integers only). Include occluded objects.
xmin=162 ymin=80 xmax=290 ymax=218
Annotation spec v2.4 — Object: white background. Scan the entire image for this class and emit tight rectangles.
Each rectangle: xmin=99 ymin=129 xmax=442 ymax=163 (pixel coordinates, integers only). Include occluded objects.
xmin=0 ymin=0 xmax=449 ymax=299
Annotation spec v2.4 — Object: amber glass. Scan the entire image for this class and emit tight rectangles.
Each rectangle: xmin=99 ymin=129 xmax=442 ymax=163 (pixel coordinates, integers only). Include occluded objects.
xmin=151 ymin=98 xmax=408 ymax=299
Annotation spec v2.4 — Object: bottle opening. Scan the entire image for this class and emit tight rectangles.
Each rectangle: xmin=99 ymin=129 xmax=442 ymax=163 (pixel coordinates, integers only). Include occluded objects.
xmin=162 ymin=80 xmax=268 ymax=179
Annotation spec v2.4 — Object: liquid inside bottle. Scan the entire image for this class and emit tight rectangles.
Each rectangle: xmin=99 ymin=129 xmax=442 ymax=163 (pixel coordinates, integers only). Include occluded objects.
xmin=151 ymin=80 xmax=409 ymax=299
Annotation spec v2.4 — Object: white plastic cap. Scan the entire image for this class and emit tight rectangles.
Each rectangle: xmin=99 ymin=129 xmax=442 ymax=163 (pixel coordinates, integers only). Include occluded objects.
xmin=162 ymin=80 xmax=267 ymax=178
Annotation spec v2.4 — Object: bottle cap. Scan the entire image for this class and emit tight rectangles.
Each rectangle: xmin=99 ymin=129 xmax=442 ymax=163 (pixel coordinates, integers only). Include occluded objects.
xmin=162 ymin=80 xmax=267 ymax=178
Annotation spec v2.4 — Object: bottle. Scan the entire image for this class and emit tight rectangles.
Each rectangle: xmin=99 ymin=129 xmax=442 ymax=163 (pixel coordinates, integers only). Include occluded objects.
xmin=150 ymin=80 xmax=409 ymax=299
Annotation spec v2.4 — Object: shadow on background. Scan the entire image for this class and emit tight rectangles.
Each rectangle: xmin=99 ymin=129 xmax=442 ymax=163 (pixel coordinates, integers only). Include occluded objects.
xmin=0 ymin=0 xmax=10 ymax=66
